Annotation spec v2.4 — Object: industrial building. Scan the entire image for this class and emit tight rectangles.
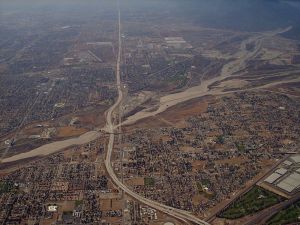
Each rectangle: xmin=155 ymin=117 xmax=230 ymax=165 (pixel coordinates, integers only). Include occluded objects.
xmin=258 ymin=154 xmax=300 ymax=198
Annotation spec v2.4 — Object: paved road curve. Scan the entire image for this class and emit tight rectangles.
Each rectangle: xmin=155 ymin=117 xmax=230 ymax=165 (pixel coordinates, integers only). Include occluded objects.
xmin=104 ymin=2 xmax=210 ymax=225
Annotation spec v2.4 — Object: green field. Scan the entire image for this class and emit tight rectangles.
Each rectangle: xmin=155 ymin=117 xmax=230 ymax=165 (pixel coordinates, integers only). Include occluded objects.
xmin=75 ymin=200 xmax=83 ymax=207
xmin=219 ymin=186 xmax=284 ymax=219
xmin=0 ymin=181 xmax=13 ymax=194
xmin=266 ymin=200 xmax=300 ymax=225
xmin=196 ymin=181 xmax=215 ymax=199
xmin=144 ymin=177 xmax=155 ymax=186
xmin=196 ymin=180 xmax=210 ymax=193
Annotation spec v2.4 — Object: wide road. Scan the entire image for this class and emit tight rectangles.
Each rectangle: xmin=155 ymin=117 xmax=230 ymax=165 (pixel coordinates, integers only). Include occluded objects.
xmin=104 ymin=3 xmax=209 ymax=225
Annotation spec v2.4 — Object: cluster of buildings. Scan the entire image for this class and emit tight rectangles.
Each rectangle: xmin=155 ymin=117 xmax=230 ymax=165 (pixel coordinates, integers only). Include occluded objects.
xmin=116 ymin=91 xmax=299 ymax=216
xmin=123 ymin=35 xmax=197 ymax=94
xmin=0 ymin=139 xmax=121 ymax=225
xmin=0 ymin=66 xmax=117 ymax=138
xmin=0 ymin=135 xmax=169 ymax=225
xmin=128 ymin=202 xmax=158 ymax=224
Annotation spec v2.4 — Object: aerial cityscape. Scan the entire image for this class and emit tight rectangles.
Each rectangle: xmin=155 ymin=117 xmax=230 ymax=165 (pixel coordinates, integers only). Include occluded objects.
xmin=0 ymin=0 xmax=299 ymax=224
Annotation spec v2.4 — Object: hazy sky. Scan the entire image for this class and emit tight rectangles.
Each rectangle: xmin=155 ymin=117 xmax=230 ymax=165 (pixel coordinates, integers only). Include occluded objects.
xmin=1 ymin=0 xmax=300 ymax=34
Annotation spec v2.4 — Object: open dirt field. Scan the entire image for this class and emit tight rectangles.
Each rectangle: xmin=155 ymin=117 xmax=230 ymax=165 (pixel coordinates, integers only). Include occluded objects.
xmin=124 ymin=96 xmax=211 ymax=131
xmin=125 ymin=177 xmax=145 ymax=186
xmin=100 ymin=198 xmax=123 ymax=211
xmin=56 ymin=126 xmax=88 ymax=138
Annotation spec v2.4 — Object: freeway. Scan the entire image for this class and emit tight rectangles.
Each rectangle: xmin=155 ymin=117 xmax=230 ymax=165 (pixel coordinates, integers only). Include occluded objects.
xmin=104 ymin=2 xmax=209 ymax=225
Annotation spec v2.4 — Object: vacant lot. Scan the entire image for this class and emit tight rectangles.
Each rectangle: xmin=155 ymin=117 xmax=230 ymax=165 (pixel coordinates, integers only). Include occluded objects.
xmin=56 ymin=126 xmax=88 ymax=138
xmin=125 ymin=177 xmax=144 ymax=186
xmin=100 ymin=199 xmax=123 ymax=211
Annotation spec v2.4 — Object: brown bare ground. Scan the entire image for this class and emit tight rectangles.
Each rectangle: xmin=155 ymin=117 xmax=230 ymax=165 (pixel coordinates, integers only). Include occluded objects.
xmin=125 ymin=177 xmax=145 ymax=186
xmin=258 ymin=182 xmax=290 ymax=199
xmin=180 ymin=146 xmax=197 ymax=153
xmin=192 ymin=160 xmax=206 ymax=172
xmin=100 ymin=199 xmax=123 ymax=211
xmin=123 ymin=117 xmax=171 ymax=131
xmin=77 ymin=106 xmax=108 ymax=128
xmin=124 ymin=96 xmax=212 ymax=131
xmin=100 ymin=199 xmax=113 ymax=211
xmin=192 ymin=194 xmax=209 ymax=205
xmin=56 ymin=126 xmax=88 ymax=138
xmin=0 ymin=172 xmax=9 ymax=178
xmin=40 ymin=216 xmax=58 ymax=225
xmin=261 ymin=159 xmax=276 ymax=168
xmin=22 ymin=127 xmax=43 ymax=135
xmin=59 ymin=200 xmax=75 ymax=211
xmin=160 ymin=97 xmax=209 ymax=124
